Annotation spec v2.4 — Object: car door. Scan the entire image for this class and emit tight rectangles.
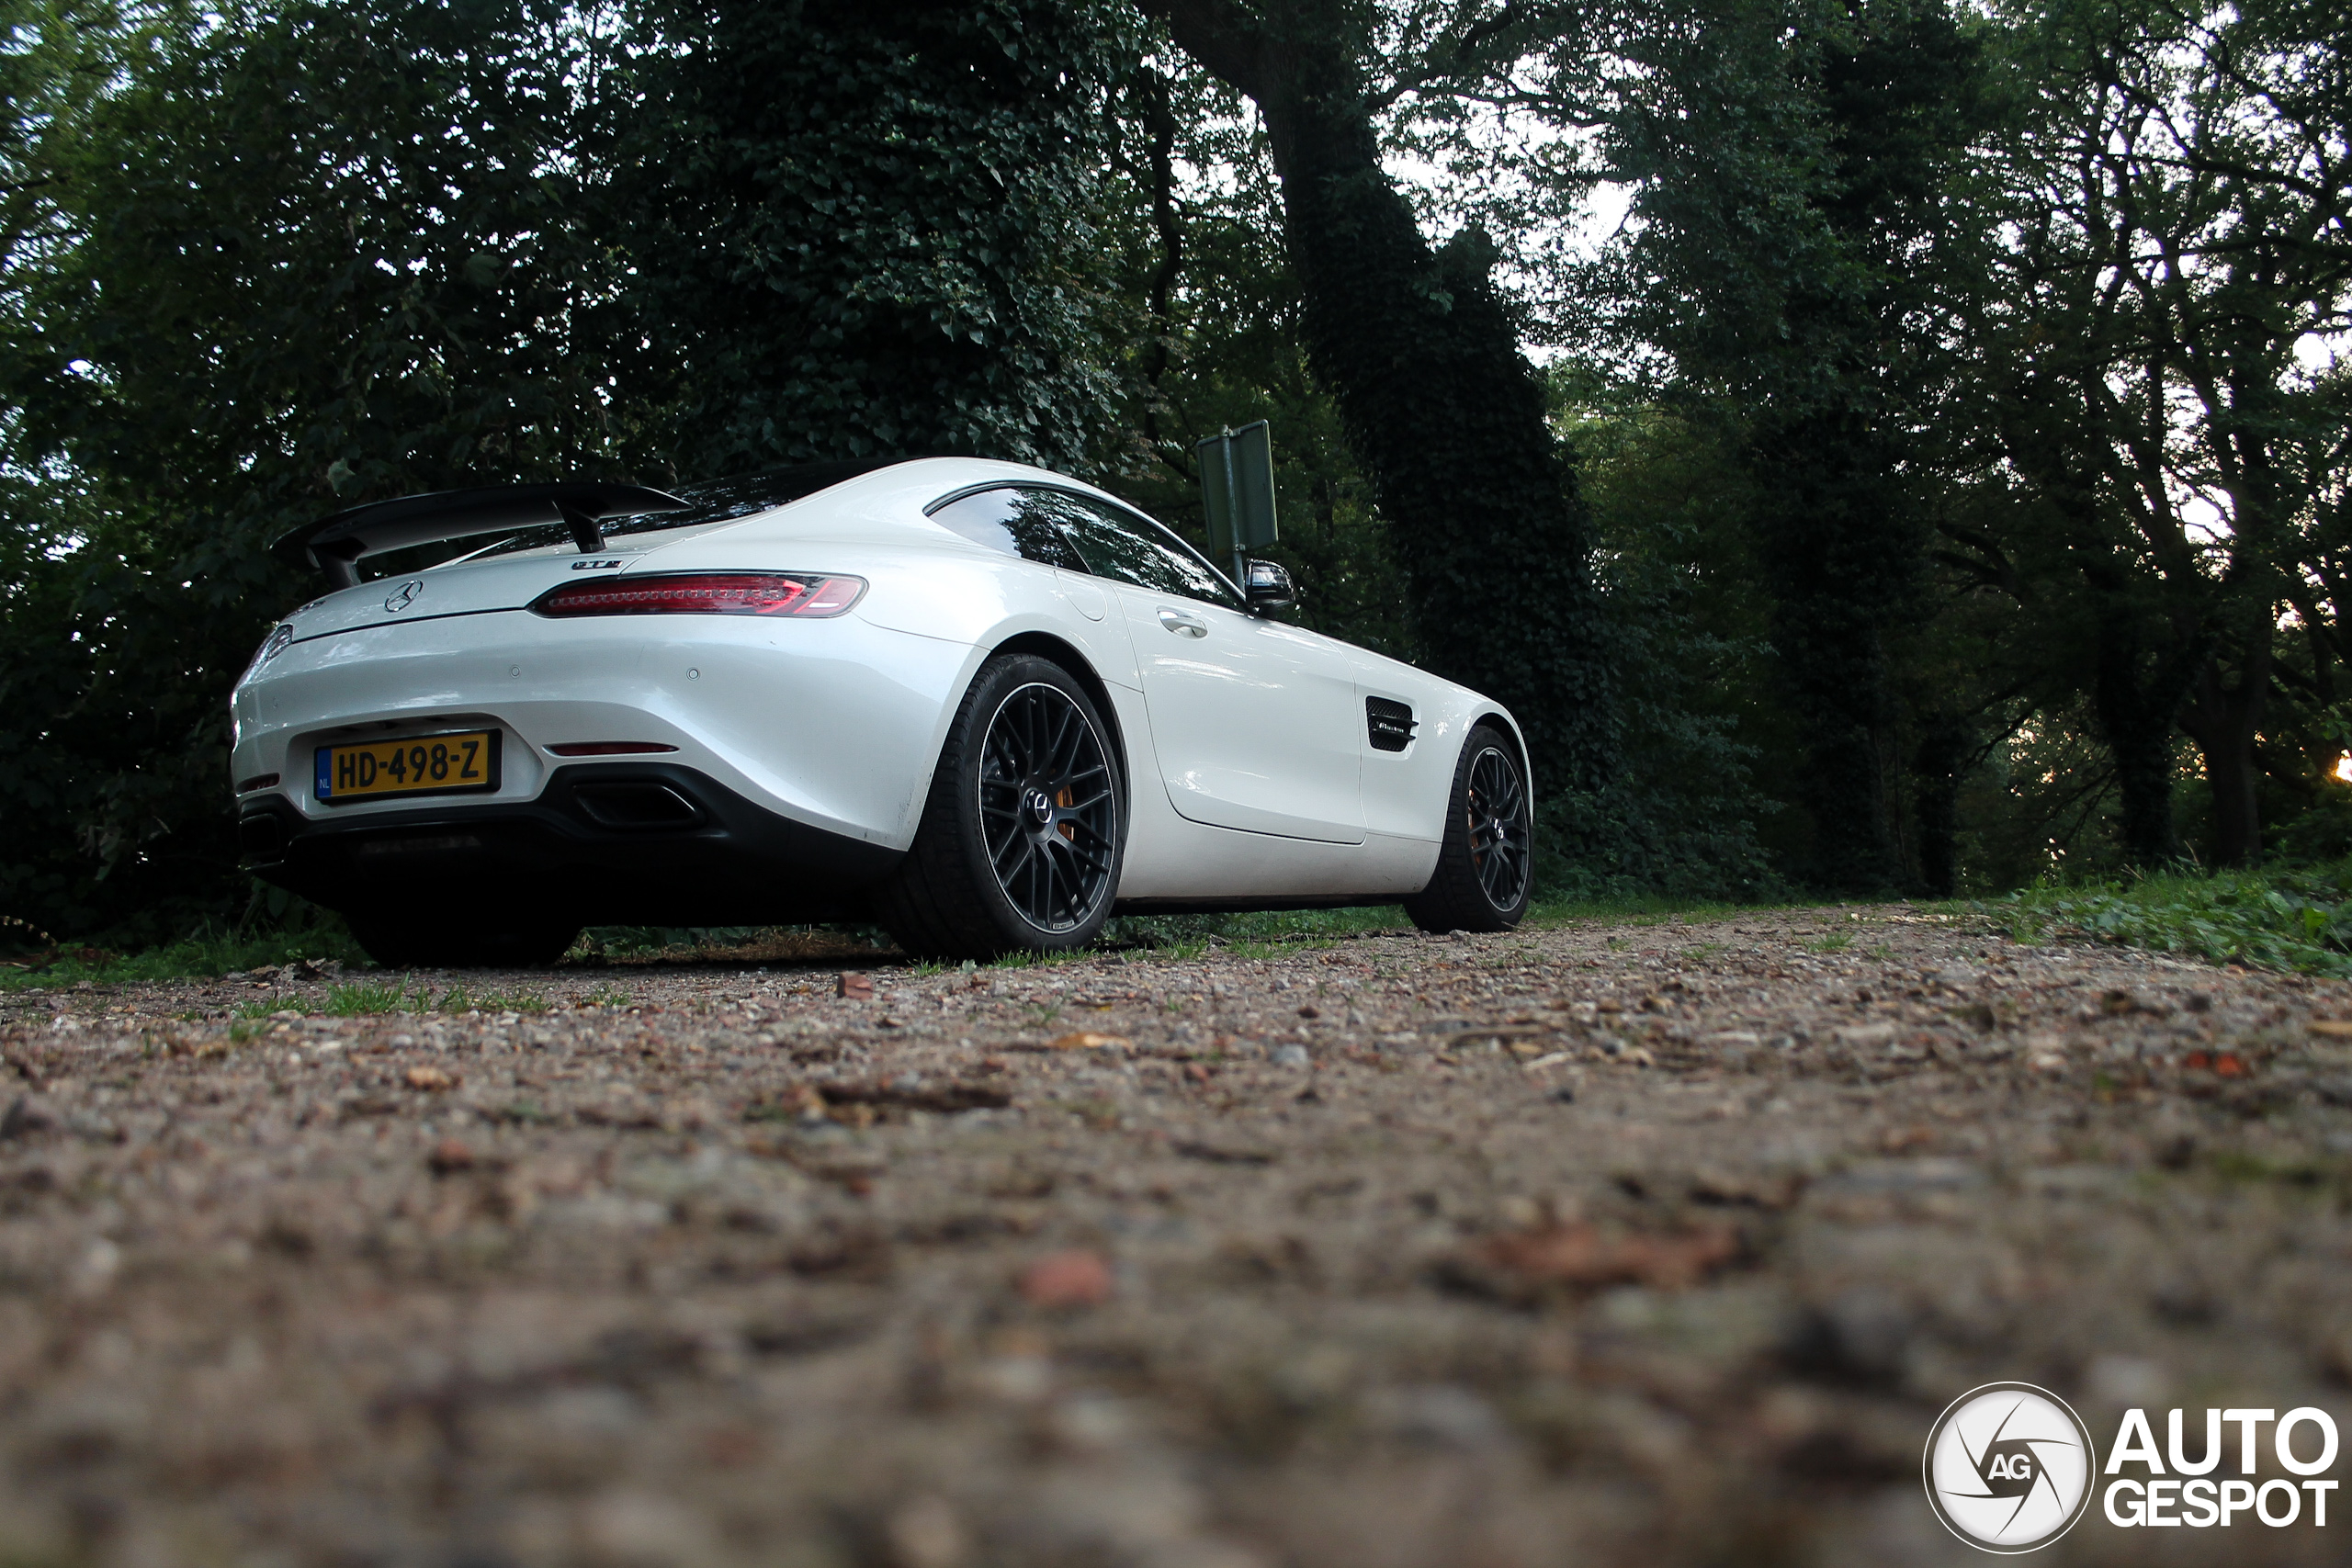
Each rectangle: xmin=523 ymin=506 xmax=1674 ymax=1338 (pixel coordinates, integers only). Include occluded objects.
xmin=1046 ymin=491 xmax=1365 ymax=845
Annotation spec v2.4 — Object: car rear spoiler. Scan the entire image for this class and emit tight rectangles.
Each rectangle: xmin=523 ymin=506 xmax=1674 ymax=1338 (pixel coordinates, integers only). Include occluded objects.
xmin=274 ymin=482 xmax=688 ymax=590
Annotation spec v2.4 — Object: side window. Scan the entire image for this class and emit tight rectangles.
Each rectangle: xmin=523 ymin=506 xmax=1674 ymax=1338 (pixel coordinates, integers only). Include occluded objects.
xmin=925 ymin=487 xmax=1086 ymax=572
xmin=1056 ymin=494 xmax=1245 ymax=610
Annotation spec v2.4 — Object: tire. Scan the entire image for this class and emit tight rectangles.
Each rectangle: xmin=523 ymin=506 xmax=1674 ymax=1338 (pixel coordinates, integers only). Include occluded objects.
xmin=1404 ymin=723 xmax=1533 ymax=934
xmin=346 ymin=916 xmax=580 ymax=969
xmin=875 ymin=653 xmax=1125 ymax=961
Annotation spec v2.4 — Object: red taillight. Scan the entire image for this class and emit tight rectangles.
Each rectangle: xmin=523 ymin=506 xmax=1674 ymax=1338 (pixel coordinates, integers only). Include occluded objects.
xmin=531 ymin=572 xmax=865 ymax=618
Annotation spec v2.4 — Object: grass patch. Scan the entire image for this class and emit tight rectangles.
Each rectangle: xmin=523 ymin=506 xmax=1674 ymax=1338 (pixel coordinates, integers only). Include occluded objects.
xmin=323 ymin=977 xmax=551 ymax=1016
xmin=326 ymin=978 xmax=423 ymax=1016
xmin=1807 ymin=931 xmax=1854 ymax=953
xmin=1103 ymin=905 xmax=1410 ymax=953
xmin=436 ymin=983 xmax=549 ymax=1015
xmin=0 ymin=924 xmax=365 ymax=992
xmin=1995 ymin=861 xmax=2352 ymax=977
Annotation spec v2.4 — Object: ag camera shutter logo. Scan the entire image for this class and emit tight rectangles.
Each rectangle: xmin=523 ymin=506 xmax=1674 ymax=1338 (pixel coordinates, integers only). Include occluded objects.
xmin=1923 ymin=1382 xmax=2096 ymax=1552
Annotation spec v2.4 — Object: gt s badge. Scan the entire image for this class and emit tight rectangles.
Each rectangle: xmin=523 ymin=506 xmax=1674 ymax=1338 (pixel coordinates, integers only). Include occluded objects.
xmin=571 ymin=558 xmax=624 ymax=571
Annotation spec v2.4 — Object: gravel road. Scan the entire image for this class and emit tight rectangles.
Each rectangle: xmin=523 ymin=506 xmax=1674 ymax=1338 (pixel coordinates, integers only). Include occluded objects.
xmin=3 ymin=907 xmax=2348 ymax=1567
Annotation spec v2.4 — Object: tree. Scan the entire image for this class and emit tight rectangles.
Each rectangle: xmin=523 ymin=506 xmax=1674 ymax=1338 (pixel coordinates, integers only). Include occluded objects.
xmin=0 ymin=0 xmax=619 ymax=939
xmin=1947 ymin=0 xmax=2352 ymax=865
xmin=1142 ymin=0 xmax=1619 ymax=798
xmin=0 ymin=0 xmax=1150 ymax=940
xmin=1100 ymin=60 xmax=1415 ymax=658
xmin=1596 ymin=0 xmax=1990 ymax=892
xmin=602 ymin=0 xmax=1140 ymax=480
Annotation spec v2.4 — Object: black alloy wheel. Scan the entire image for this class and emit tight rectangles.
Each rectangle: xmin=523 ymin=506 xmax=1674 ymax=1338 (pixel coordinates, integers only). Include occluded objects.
xmin=875 ymin=653 xmax=1126 ymax=959
xmin=1464 ymin=741 xmax=1532 ymax=911
xmin=1405 ymin=724 xmax=1533 ymax=934
xmin=978 ymin=682 xmax=1119 ymax=932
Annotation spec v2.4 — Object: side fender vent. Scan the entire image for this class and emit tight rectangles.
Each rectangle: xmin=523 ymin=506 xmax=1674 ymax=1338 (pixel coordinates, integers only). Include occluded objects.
xmin=1366 ymin=697 xmax=1417 ymax=753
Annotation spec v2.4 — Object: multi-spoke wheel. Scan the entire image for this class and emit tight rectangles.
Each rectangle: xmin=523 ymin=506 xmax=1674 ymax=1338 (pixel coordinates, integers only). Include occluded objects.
xmin=978 ymin=682 xmax=1119 ymax=933
xmin=875 ymin=653 xmax=1125 ymax=959
xmin=1405 ymin=724 xmax=1532 ymax=933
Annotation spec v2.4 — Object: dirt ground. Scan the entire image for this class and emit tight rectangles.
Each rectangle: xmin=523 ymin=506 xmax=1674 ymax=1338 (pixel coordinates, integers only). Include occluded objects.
xmin=3 ymin=905 xmax=2349 ymax=1568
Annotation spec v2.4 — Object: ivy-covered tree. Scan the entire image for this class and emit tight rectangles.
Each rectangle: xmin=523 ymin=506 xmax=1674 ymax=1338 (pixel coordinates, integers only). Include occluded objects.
xmin=1098 ymin=60 xmax=1415 ymax=660
xmin=602 ymin=0 xmax=1139 ymax=479
xmin=0 ymin=0 xmax=1151 ymax=941
xmin=1143 ymin=0 xmax=1620 ymax=799
xmin=1599 ymin=0 xmax=1989 ymax=893
xmin=0 ymin=0 xmax=618 ymax=939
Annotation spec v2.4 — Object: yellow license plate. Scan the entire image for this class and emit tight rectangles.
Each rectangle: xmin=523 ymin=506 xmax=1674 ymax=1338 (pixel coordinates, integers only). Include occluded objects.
xmin=314 ymin=730 xmax=501 ymax=803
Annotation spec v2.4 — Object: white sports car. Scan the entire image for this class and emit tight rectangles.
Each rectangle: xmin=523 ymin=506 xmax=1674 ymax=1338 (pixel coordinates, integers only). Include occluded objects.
xmin=230 ymin=458 xmax=1533 ymax=964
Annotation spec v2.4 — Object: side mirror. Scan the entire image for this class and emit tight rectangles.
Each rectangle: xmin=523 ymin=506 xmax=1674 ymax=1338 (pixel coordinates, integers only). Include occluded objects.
xmin=1244 ymin=558 xmax=1295 ymax=612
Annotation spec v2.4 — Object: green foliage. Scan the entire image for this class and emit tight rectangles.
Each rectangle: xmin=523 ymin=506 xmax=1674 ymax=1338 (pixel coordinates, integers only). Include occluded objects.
xmin=1099 ymin=65 xmax=1415 ymax=659
xmin=1103 ymin=904 xmax=1410 ymax=953
xmin=431 ymin=982 xmax=550 ymax=1015
xmin=0 ymin=0 xmax=1148 ymax=942
xmin=323 ymin=978 xmax=423 ymax=1016
xmin=1598 ymin=0 xmax=1991 ymax=892
xmin=1537 ymin=383 xmax=1782 ymax=900
xmin=1997 ymin=861 xmax=2352 ymax=978
xmin=8 ymin=0 xmax=2344 ymax=962
xmin=604 ymin=0 xmax=1141 ymax=479
xmin=0 ymin=918 xmax=362 ymax=991
xmin=1154 ymin=1 xmax=1621 ymax=797
xmin=0 ymin=0 xmax=621 ymax=941
xmin=1933 ymin=0 xmax=2352 ymax=868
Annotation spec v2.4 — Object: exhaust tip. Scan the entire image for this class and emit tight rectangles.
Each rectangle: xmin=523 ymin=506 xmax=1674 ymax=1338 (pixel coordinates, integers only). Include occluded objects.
xmin=572 ymin=783 xmax=703 ymax=830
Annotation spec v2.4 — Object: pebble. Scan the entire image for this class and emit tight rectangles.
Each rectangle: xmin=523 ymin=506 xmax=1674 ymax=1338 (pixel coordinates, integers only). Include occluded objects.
xmin=1018 ymin=1249 xmax=1114 ymax=1308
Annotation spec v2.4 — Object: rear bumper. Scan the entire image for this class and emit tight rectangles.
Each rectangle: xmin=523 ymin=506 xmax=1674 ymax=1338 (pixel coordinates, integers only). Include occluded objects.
xmin=239 ymin=762 xmax=902 ymax=926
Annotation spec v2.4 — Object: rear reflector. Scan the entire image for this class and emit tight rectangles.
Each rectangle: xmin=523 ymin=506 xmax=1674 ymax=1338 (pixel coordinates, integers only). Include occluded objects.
xmin=531 ymin=572 xmax=865 ymax=618
xmin=236 ymin=773 xmax=282 ymax=793
xmin=546 ymin=742 xmax=680 ymax=757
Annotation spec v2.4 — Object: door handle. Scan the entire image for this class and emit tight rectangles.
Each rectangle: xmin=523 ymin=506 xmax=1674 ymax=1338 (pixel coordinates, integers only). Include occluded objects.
xmin=1158 ymin=608 xmax=1208 ymax=638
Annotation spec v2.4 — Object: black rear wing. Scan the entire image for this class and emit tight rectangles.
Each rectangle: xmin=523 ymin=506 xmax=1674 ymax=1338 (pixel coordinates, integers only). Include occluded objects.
xmin=274 ymin=482 xmax=688 ymax=590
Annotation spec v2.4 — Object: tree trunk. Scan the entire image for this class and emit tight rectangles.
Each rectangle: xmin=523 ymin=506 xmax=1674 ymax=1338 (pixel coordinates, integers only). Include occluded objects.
xmin=1746 ymin=410 xmax=1913 ymax=892
xmin=2088 ymin=609 xmax=2197 ymax=867
xmin=1149 ymin=1 xmax=1616 ymax=794
xmin=2179 ymin=641 xmax=2270 ymax=867
xmin=1912 ymin=714 xmax=1968 ymax=897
